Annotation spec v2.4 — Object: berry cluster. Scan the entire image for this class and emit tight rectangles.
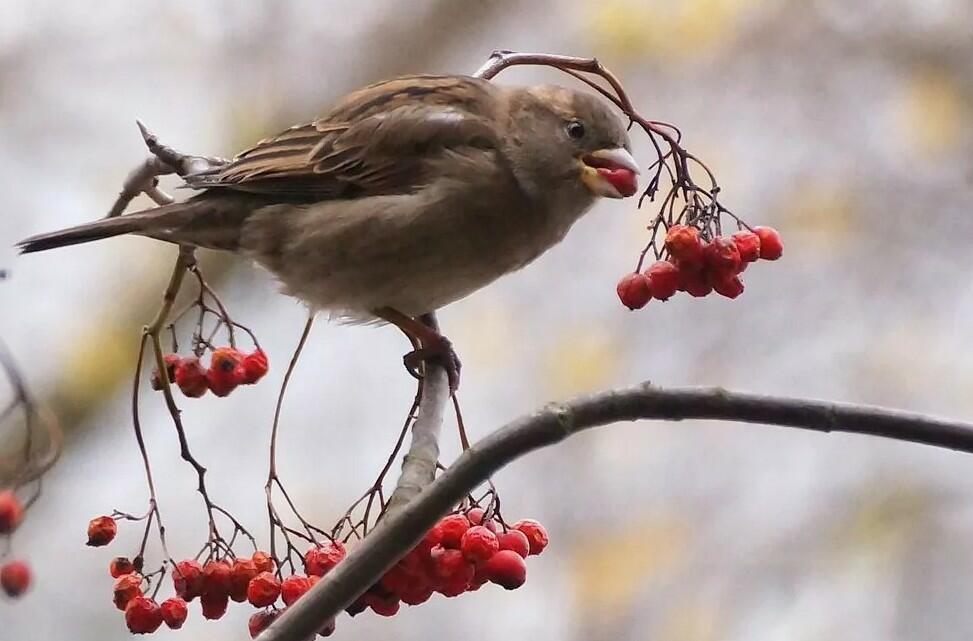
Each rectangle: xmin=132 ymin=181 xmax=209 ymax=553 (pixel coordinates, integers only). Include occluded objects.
xmin=0 ymin=490 xmax=30 ymax=598
xmin=617 ymin=225 xmax=783 ymax=309
xmin=151 ymin=347 xmax=268 ymax=398
xmin=92 ymin=508 xmax=547 ymax=636
xmin=343 ymin=511 xmax=548 ymax=624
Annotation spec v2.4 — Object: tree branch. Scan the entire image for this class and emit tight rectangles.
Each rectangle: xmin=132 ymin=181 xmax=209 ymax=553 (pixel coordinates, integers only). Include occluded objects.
xmin=260 ymin=382 xmax=973 ymax=641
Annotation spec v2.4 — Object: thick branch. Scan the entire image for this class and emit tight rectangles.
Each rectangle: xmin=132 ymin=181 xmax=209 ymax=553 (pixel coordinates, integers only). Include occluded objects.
xmin=260 ymin=382 xmax=973 ymax=641
xmin=383 ymin=314 xmax=448 ymax=516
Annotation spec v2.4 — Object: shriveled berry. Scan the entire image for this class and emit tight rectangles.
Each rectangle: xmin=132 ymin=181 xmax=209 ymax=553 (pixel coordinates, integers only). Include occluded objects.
xmin=281 ymin=574 xmax=312 ymax=606
xmin=731 ymin=231 xmax=761 ymax=263
xmin=229 ymin=557 xmax=258 ymax=602
xmin=304 ymin=540 xmax=345 ymax=577
xmin=251 ymin=550 xmax=275 ymax=574
xmin=160 ymin=596 xmax=188 ymax=630
xmin=438 ymin=514 xmax=471 ymax=549
xmin=0 ymin=560 xmax=30 ymax=597
xmin=125 ymin=596 xmax=163 ymax=634
xmin=460 ymin=526 xmax=499 ymax=564
xmin=247 ymin=571 xmax=281 ymax=608
xmin=485 ymin=550 xmax=527 ymax=589
xmin=665 ymin=225 xmax=705 ymax=268
xmin=174 ymin=357 xmax=208 ymax=398
xmin=317 ymin=618 xmax=337 ymax=637
xmin=754 ymin=226 xmax=783 ymax=260
xmin=645 ymin=260 xmax=680 ymax=300
xmin=113 ymin=573 xmax=143 ymax=610
xmin=704 ymin=237 xmax=742 ymax=274
xmin=378 ymin=563 xmax=413 ymax=595
xmin=0 ymin=490 xmax=23 ymax=535
xmin=466 ymin=507 xmax=499 ymax=532
xmin=201 ymin=559 xmax=233 ymax=597
xmin=240 ymin=349 xmax=269 ymax=384
xmin=497 ymin=529 xmax=531 ymax=559
xmin=248 ymin=610 xmax=279 ymax=638
xmin=616 ymin=273 xmax=652 ymax=310
xmin=712 ymin=272 xmax=745 ymax=299
xmin=365 ymin=592 xmax=400 ymax=616
xmin=150 ymin=353 xmax=181 ymax=391
xmin=207 ymin=347 xmax=244 ymax=397
xmin=171 ymin=560 xmax=203 ymax=601
xmin=200 ymin=591 xmax=229 ymax=620
xmin=86 ymin=515 xmax=117 ymax=547
xmin=109 ymin=556 xmax=137 ymax=578
xmin=513 ymin=519 xmax=549 ymax=556
xmin=678 ymin=269 xmax=713 ymax=297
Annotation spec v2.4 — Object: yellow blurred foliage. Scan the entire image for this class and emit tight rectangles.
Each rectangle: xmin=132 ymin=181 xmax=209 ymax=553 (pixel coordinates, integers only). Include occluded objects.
xmin=897 ymin=67 xmax=969 ymax=156
xmin=543 ymin=326 xmax=620 ymax=397
xmin=588 ymin=0 xmax=760 ymax=61
xmin=571 ymin=518 xmax=688 ymax=616
xmin=779 ymin=182 xmax=857 ymax=249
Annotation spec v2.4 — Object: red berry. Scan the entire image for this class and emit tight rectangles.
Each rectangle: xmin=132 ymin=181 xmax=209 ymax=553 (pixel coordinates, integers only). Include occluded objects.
xmin=437 ymin=514 xmax=471 ymax=549
xmin=207 ymin=347 xmax=244 ymax=397
xmin=712 ymin=272 xmax=745 ymax=299
xmin=703 ymin=237 xmax=742 ymax=274
xmin=248 ymin=610 xmax=279 ymax=638
xmin=160 ymin=596 xmax=188 ymax=630
xmin=86 ymin=515 xmax=117 ymax=547
xmin=678 ymin=268 xmax=713 ymax=297
xmin=485 ymin=550 xmax=527 ymax=590
xmin=460 ymin=526 xmax=499 ymax=564
xmin=125 ymin=596 xmax=163 ymax=634
xmin=0 ymin=490 xmax=23 ymax=535
xmin=497 ymin=529 xmax=531 ymax=559
xmin=251 ymin=550 xmax=275 ymax=574
xmin=512 ymin=519 xmax=549 ymax=556
xmin=150 ymin=353 xmax=181 ymax=391
xmin=240 ymin=349 xmax=269 ymax=384
xmin=173 ymin=357 xmax=208 ymax=398
xmin=201 ymin=559 xmax=233 ymax=597
xmin=365 ymin=592 xmax=400 ymax=616
xmin=466 ymin=507 xmax=499 ymax=532
xmin=665 ymin=225 xmax=705 ymax=268
xmin=754 ymin=226 xmax=783 ymax=260
xmin=247 ymin=571 xmax=281 ymax=608
xmin=229 ymin=557 xmax=258 ymax=602
xmin=109 ymin=556 xmax=137 ymax=578
xmin=378 ymin=563 xmax=412 ymax=595
xmin=616 ymin=273 xmax=652 ymax=310
xmin=281 ymin=574 xmax=312 ymax=606
xmin=0 ymin=560 xmax=30 ymax=597
xmin=304 ymin=539 xmax=346 ymax=577
xmin=645 ymin=260 xmax=680 ymax=300
xmin=113 ymin=573 xmax=144 ymax=610
xmin=399 ymin=584 xmax=434 ymax=606
xmin=200 ymin=591 xmax=229 ymax=620
xmin=432 ymin=548 xmax=475 ymax=590
xmin=171 ymin=559 xmax=203 ymax=601
xmin=731 ymin=231 xmax=761 ymax=263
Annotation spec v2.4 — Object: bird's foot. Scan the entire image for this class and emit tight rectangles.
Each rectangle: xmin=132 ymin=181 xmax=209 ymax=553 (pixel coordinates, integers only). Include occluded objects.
xmin=403 ymin=334 xmax=462 ymax=393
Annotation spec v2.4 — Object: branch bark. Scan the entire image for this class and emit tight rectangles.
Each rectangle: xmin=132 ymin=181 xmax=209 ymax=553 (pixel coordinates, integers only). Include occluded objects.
xmin=260 ymin=382 xmax=973 ymax=641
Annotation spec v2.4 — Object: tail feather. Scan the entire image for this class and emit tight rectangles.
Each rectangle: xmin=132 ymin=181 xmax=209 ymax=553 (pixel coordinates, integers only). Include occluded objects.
xmin=17 ymin=195 xmax=253 ymax=254
xmin=17 ymin=208 xmax=169 ymax=253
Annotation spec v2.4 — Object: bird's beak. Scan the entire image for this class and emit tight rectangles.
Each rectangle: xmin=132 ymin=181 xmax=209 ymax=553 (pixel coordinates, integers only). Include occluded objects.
xmin=580 ymin=148 xmax=640 ymax=199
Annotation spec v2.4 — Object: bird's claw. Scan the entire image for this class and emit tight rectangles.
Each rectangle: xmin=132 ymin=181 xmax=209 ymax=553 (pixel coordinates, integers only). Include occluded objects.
xmin=403 ymin=335 xmax=461 ymax=393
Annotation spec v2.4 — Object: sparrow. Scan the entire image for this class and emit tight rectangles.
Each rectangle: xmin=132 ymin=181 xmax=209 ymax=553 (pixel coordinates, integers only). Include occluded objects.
xmin=18 ymin=74 xmax=639 ymax=390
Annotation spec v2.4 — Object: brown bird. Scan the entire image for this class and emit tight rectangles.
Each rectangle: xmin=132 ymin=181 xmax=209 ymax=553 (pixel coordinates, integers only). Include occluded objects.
xmin=18 ymin=74 xmax=639 ymax=390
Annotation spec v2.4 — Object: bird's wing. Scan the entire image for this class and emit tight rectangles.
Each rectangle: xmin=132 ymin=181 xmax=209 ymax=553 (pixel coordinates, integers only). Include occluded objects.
xmin=184 ymin=75 xmax=504 ymax=199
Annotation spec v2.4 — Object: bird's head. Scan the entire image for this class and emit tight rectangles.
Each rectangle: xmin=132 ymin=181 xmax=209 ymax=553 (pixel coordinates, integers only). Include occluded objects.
xmin=504 ymin=85 xmax=639 ymax=203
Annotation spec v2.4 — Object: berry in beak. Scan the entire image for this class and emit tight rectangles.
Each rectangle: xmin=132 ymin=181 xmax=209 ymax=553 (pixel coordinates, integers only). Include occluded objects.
xmin=581 ymin=148 xmax=640 ymax=198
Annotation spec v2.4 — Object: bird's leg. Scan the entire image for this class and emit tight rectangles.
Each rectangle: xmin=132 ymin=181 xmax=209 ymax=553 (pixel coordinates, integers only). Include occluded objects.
xmin=374 ymin=307 xmax=462 ymax=393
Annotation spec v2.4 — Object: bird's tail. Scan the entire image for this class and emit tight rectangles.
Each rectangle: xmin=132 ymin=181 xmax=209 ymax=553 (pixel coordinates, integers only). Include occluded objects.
xmin=17 ymin=196 xmax=251 ymax=254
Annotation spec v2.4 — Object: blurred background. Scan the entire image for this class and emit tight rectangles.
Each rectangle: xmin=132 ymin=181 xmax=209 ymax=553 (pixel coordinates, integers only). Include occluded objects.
xmin=3 ymin=0 xmax=973 ymax=639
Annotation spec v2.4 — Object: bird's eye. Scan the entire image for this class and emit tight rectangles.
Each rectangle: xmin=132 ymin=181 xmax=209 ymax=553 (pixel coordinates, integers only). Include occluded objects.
xmin=565 ymin=121 xmax=585 ymax=140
